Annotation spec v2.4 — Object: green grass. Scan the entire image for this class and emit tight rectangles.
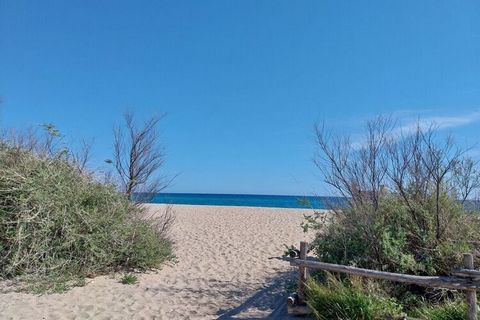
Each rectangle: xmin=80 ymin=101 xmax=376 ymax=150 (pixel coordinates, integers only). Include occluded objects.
xmin=120 ymin=273 xmax=138 ymax=285
xmin=0 ymin=145 xmax=173 ymax=292
xmin=305 ymin=274 xmax=474 ymax=320
xmin=411 ymin=300 xmax=468 ymax=320
xmin=306 ymin=275 xmax=403 ymax=320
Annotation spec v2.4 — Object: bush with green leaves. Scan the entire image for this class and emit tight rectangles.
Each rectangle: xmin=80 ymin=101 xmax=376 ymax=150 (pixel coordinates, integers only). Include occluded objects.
xmin=309 ymin=117 xmax=480 ymax=274
xmin=308 ymin=192 xmax=478 ymax=276
xmin=0 ymin=145 xmax=173 ymax=292
xmin=305 ymin=116 xmax=480 ymax=311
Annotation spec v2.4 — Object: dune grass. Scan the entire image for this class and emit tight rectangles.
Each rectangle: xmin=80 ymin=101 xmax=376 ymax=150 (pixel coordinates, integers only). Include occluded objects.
xmin=306 ymin=274 xmax=471 ymax=320
xmin=120 ymin=273 xmax=138 ymax=285
xmin=306 ymin=275 xmax=403 ymax=320
xmin=411 ymin=300 xmax=467 ymax=320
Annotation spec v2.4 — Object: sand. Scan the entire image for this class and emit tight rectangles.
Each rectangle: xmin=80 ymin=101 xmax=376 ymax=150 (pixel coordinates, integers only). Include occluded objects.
xmin=0 ymin=204 xmax=316 ymax=319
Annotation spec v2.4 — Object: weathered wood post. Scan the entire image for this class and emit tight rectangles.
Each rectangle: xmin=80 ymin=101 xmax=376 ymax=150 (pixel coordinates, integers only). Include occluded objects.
xmin=298 ymin=241 xmax=309 ymax=304
xmin=464 ymin=253 xmax=477 ymax=320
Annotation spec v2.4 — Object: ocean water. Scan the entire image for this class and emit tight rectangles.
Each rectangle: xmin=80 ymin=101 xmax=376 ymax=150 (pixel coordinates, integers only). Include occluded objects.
xmin=148 ymin=193 xmax=346 ymax=209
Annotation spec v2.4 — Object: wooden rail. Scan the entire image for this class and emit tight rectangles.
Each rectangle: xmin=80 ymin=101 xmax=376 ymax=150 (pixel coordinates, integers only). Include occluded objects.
xmin=287 ymin=241 xmax=479 ymax=320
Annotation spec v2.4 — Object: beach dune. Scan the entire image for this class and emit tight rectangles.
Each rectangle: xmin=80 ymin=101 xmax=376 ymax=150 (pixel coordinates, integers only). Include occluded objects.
xmin=0 ymin=204 xmax=313 ymax=319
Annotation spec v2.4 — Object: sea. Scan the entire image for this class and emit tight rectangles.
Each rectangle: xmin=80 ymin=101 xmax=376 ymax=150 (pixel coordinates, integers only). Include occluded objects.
xmin=147 ymin=193 xmax=346 ymax=209
xmin=143 ymin=193 xmax=480 ymax=210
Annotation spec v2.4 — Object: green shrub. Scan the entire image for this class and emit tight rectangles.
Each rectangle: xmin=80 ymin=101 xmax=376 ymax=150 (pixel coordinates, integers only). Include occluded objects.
xmin=307 ymin=117 xmax=480 ymax=311
xmin=309 ymin=193 xmax=478 ymax=277
xmin=0 ymin=146 xmax=173 ymax=292
xmin=411 ymin=300 xmax=468 ymax=320
xmin=306 ymin=275 xmax=403 ymax=320
xmin=305 ymin=117 xmax=480 ymax=315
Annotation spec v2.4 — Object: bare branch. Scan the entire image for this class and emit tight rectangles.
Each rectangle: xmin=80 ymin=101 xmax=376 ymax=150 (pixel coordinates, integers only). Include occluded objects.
xmin=112 ymin=111 xmax=170 ymax=201
xmin=72 ymin=139 xmax=93 ymax=174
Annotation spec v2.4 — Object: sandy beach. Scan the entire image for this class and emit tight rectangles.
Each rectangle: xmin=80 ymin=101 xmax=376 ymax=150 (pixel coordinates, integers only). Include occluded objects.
xmin=0 ymin=204 xmax=314 ymax=319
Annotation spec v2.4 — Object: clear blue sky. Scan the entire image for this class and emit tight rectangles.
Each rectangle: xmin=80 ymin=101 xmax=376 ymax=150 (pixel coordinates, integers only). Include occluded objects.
xmin=1 ymin=1 xmax=479 ymax=195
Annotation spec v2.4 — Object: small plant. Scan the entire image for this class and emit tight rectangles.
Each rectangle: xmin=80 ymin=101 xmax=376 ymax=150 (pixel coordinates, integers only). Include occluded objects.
xmin=120 ymin=273 xmax=138 ymax=285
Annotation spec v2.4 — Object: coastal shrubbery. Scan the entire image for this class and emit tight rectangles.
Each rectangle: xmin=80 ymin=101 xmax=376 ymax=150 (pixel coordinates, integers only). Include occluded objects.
xmin=304 ymin=116 xmax=480 ymax=319
xmin=306 ymin=275 xmax=467 ymax=320
xmin=411 ymin=300 xmax=467 ymax=320
xmin=306 ymin=275 xmax=402 ymax=320
xmin=0 ymin=118 xmax=173 ymax=292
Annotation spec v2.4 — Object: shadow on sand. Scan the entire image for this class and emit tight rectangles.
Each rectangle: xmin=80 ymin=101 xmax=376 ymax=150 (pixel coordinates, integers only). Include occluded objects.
xmin=217 ymin=270 xmax=310 ymax=320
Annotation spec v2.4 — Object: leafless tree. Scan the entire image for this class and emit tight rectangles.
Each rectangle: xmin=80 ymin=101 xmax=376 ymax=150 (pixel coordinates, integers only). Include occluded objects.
xmin=314 ymin=116 xmax=395 ymax=266
xmin=2 ymin=127 xmax=38 ymax=153
xmin=110 ymin=112 xmax=175 ymax=236
xmin=2 ymin=124 xmax=62 ymax=157
xmin=315 ymin=116 xmax=394 ymax=211
xmin=71 ymin=139 xmax=93 ymax=174
xmin=452 ymin=157 xmax=480 ymax=204
xmin=420 ymin=128 xmax=464 ymax=240
xmin=112 ymin=112 xmax=169 ymax=201
xmin=388 ymin=124 xmax=472 ymax=241
xmin=387 ymin=125 xmax=431 ymax=235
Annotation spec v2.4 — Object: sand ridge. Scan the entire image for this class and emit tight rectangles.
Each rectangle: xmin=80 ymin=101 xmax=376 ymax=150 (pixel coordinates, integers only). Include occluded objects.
xmin=0 ymin=204 xmax=315 ymax=319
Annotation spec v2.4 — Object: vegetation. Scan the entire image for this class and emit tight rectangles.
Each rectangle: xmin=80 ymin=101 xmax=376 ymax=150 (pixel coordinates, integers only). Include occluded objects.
xmin=306 ymin=275 xmax=403 ymax=320
xmin=0 ymin=117 xmax=173 ymax=293
xmin=110 ymin=112 xmax=172 ymax=201
xmin=306 ymin=274 xmax=468 ymax=320
xmin=120 ymin=273 xmax=139 ymax=285
xmin=303 ymin=116 xmax=480 ymax=318
xmin=411 ymin=300 xmax=467 ymax=320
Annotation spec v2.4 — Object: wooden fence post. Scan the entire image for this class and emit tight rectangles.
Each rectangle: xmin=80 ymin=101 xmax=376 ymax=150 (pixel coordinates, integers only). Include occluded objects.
xmin=464 ymin=253 xmax=477 ymax=320
xmin=298 ymin=241 xmax=309 ymax=304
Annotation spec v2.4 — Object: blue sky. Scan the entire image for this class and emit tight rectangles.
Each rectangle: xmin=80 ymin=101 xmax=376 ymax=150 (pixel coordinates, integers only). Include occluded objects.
xmin=1 ymin=1 xmax=479 ymax=195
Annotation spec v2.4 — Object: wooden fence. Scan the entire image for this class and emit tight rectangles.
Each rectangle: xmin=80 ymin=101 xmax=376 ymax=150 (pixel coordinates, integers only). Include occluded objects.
xmin=287 ymin=241 xmax=479 ymax=320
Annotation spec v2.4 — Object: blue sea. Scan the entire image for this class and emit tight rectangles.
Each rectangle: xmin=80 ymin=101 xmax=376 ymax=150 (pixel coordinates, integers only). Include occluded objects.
xmin=145 ymin=193 xmax=480 ymax=210
xmin=148 ymin=193 xmax=345 ymax=209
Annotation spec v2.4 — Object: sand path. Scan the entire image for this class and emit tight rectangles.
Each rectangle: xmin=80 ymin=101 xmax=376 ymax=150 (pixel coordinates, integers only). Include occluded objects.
xmin=0 ymin=205 xmax=313 ymax=319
